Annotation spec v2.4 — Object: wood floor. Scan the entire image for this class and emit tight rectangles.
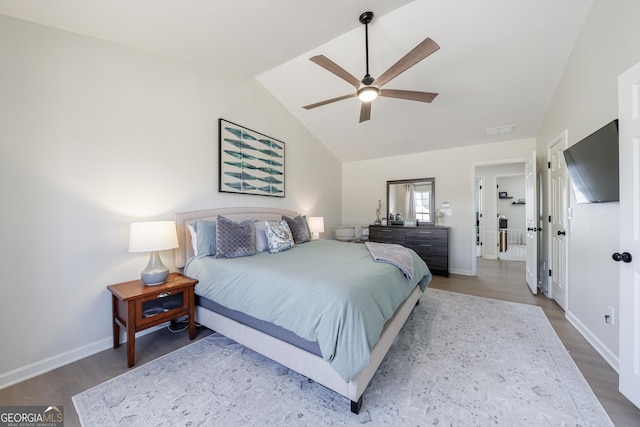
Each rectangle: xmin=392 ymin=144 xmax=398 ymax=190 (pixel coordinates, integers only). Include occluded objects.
xmin=1 ymin=258 xmax=639 ymax=426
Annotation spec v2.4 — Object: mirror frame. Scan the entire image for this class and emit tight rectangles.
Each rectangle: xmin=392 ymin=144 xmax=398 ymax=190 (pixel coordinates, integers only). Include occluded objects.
xmin=386 ymin=177 xmax=436 ymax=226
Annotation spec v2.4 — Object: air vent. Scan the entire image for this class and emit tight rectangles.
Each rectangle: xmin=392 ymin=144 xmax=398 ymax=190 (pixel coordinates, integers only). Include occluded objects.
xmin=484 ymin=125 xmax=515 ymax=136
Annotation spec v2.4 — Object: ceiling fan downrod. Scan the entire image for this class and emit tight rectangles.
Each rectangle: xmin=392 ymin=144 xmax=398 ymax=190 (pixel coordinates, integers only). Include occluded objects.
xmin=360 ymin=11 xmax=375 ymax=86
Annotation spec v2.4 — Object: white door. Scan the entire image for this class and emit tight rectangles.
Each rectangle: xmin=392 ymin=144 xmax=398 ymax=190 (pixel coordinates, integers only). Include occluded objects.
xmin=618 ymin=62 xmax=640 ymax=408
xmin=525 ymin=151 xmax=538 ymax=294
xmin=548 ymin=132 xmax=569 ymax=311
xmin=476 ymin=177 xmax=484 ymax=257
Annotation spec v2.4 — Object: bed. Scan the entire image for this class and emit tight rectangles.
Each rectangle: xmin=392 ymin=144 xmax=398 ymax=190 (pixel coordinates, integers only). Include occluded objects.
xmin=174 ymin=207 xmax=432 ymax=413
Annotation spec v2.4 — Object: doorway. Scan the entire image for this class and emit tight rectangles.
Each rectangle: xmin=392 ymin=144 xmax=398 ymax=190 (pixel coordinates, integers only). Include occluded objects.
xmin=474 ymin=162 xmax=526 ymax=262
xmin=497 ymin=174 xmax=526 ymax=261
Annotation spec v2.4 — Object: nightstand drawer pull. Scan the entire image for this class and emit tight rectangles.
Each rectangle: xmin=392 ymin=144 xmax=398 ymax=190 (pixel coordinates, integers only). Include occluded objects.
xmin=157 ymin=291 xmax=172 ymax=298
xmin=381 ymin=229 xmax=392 ymax=232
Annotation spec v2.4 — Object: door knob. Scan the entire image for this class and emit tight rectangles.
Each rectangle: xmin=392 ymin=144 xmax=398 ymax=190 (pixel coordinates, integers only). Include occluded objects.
xmin=557 ymin=230 xmax=566 ymax=236
xmin=612 ymin=252 xmax=633 ymax=263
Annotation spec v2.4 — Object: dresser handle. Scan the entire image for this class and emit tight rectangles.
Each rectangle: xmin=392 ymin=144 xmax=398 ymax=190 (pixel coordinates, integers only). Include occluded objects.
xmin=380 ymin=229 xmax=392 ymax=232
xmin=419 ymin=231 xmax=432 ymax=234
xmin=157 ymin=291 xmax=172 ymax=298
xmin=419 ymin=244 xmax=432 ymax=247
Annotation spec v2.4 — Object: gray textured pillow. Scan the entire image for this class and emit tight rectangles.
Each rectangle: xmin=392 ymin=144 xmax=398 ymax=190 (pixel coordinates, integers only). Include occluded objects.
xmin=214 ymin=216 xmax=256 ymax=259
xmin=282 ymin=215 xmax=310 ymax=244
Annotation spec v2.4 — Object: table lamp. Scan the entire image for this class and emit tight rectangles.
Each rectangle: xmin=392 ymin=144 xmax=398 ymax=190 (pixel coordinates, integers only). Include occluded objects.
xmin=129 ymin=220 xmax=179 ymax=285
xmin=308 ymin=217 xmax=325 ymax=240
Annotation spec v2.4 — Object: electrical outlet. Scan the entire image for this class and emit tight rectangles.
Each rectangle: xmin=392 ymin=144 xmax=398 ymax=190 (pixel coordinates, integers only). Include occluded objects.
xmin=605 ymin=306 xmax=615 ymax=325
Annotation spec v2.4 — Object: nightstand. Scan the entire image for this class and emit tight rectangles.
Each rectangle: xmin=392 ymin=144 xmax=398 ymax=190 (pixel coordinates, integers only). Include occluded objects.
xmin=107 ymin=272 xmax=198 ymax=367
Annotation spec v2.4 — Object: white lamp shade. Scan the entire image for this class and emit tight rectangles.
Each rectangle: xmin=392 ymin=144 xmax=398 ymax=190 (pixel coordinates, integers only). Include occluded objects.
xmin=308 ymin=217 xmax=325 ymax=233
xmin=129 ymin=221 xmax=179 ymax=253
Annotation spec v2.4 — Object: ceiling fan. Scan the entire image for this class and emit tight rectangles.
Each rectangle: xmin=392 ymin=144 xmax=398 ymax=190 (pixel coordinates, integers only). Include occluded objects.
xmin=302 ymin=11 xmax=440 ymax=123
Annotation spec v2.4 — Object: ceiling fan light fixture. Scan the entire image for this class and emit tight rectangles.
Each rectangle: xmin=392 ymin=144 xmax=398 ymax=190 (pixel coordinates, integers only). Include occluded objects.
xmin=358 ymin=86 xmax=379 ymax=102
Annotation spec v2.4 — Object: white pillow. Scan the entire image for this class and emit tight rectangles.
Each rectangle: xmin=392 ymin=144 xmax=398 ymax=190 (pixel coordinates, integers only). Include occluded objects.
xmin=254 ymin=222 xmax=270 ymax=252
xmin=188 ymin=224 xmax=197 ymax=255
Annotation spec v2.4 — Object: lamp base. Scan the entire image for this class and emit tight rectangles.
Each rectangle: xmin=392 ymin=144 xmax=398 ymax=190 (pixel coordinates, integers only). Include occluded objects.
xmin=140 ymin=251 xmax=169 ymax=286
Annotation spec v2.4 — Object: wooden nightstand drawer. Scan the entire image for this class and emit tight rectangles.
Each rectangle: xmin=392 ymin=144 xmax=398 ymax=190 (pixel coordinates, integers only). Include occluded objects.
xmin=135 ymin=289 xmax=188 ymax=327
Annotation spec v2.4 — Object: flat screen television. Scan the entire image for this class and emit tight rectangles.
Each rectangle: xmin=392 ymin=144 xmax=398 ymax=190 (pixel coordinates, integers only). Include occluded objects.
xmin=563 ymin=119 xmax=619 ymax=204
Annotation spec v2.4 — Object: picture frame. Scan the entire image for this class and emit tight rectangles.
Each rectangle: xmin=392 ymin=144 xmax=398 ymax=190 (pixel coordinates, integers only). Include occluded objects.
xmin=498 ymin=191 xmax=508 ymax=199
xmin=218 ymin=119 xmax=285 ymax=197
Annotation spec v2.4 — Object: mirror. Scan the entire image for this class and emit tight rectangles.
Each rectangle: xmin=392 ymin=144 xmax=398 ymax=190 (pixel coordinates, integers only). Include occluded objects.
xmin=387 ymin=178 xmax=436 ymax=226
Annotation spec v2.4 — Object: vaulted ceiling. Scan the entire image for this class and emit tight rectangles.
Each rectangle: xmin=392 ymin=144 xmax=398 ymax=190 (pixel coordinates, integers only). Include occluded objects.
xmin=0 ymin=0 xmax=593 ymax=162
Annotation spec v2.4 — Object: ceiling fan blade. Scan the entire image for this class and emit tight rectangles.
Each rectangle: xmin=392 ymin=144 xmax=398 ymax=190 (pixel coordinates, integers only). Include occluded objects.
xmin=379 ymin=89 xmax=439 ymax=103
xmin=310 ymin=55 xmax=362 ymax=90
xmin=359 ymin=102 xmax=371 ymax=123
xmin=302 ymin=93 xmax=356 ymax=110
xmin=374 ymin=38 xmax=440 ymax=88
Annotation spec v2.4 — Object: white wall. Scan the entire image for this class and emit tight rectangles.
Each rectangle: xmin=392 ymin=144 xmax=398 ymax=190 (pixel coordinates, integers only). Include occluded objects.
xmin=342 ymin=139 xmax=534 ymax=276
xmin=0 ymin=15 xmax=341 ymax=387
xmin=536 ymin=0 xmax=640 ymax=369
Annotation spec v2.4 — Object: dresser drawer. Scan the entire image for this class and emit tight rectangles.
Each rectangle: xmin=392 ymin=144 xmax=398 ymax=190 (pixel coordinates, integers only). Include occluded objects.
xmin=407 ymin=241 xmax=447 ymax=258
xmin=368 ymin=225 xmax=449 ymax=276
xmin=423 ymin=255 xmax=448 ymax=271
xmin=405 ymin=227 xmax=447 ymax=241
xmin=369 ymin=227 xmax=405 ymax=244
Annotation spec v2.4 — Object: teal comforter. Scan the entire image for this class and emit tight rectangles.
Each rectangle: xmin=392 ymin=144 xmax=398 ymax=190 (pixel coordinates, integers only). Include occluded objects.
xmin=185 ymin=239 xmax=432 ymax=381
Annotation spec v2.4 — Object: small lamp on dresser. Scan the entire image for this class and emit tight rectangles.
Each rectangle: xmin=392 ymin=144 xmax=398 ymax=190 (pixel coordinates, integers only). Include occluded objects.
xmin=308 ymin=217 xmax=325 ymax=240
xmin=129 ymin=220 xmax=179 ymax=286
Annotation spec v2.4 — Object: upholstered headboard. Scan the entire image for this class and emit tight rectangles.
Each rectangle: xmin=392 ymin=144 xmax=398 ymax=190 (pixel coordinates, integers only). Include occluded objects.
xmin=173 ymin=206 xmax=299 ymax=269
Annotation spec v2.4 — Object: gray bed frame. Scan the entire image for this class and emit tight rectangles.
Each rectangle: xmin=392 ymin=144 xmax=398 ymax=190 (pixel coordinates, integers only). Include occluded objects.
xmin=174 ymin=207 xmax=423 ymax=414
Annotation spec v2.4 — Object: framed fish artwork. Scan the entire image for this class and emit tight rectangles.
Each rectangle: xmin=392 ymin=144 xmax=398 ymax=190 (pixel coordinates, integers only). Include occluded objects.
xmin=218 ymin=119 xmax=286 ymax=197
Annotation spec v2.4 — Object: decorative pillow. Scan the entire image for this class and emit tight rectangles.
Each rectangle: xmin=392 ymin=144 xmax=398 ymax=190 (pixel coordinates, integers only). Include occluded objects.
xmin=194 ymin=220 xmax=217 ymax=256
xmin=282 ymin=215 xmax=311 ymax=244
xmin=214 ymin=216 xmax=256 ymax=259
xmin=264 ymin=220 xmax=295 ymax=254
xmin=254 ymin=221 xmax=278 ymax=252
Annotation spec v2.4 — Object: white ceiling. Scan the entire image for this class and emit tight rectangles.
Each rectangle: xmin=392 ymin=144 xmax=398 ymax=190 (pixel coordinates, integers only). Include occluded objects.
xmin=0 ymin=0 xmax=593 ymax=162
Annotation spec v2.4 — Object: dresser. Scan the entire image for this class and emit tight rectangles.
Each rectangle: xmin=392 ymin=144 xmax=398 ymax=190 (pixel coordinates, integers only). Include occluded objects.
xmin=369 ymin=225 xmax=449 ymax=277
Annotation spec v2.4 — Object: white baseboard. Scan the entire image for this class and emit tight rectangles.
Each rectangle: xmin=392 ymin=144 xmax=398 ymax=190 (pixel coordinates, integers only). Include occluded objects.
xmin=0 ymin=323 xmax=168 ymax=390
xmin=449 ymin=268 xmax=473 ymax=276
xmin=565 ymin=310 xmax=619 ymax=373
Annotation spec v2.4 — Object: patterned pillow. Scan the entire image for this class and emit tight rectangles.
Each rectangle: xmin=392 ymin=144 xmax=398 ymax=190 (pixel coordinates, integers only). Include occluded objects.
xmin=282 ymin=215 xmax=310 ymax=244
xmin=214 ymin=216 xmax=256 ymax=259
xmin=264 ymin=220 xmax=295 ymax=254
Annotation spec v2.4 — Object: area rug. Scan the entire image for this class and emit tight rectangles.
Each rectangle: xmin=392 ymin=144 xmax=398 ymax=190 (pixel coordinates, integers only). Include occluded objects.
xmin=73 ymin=289 xmax=612 ymax=426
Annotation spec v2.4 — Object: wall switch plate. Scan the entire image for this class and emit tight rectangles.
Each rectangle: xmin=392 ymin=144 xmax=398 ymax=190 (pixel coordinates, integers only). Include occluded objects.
xmin=605 ymin=306 xmax=615 ymax=325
